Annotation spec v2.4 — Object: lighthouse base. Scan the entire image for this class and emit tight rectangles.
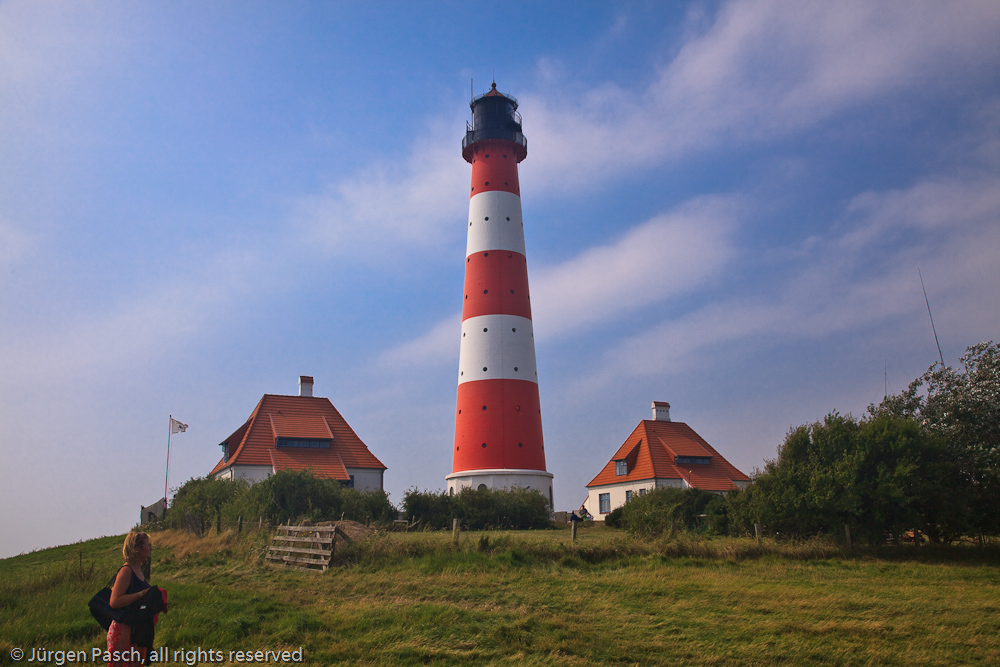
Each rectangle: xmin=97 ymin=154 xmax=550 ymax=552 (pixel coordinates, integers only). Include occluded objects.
xmin=446 ymin=468 xmax=554 ymax=508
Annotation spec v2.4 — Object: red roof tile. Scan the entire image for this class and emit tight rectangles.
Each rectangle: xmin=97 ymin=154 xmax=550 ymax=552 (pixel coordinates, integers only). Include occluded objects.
xmin=586 ymin=420 xmax=749 ymax=492
xmin=210 ymin=394 xmax=385 ymax=480
xmin=269 ymin=448 xmax=350 ymax=482
xmin=269 ymin=413 xmax=333 ymax=439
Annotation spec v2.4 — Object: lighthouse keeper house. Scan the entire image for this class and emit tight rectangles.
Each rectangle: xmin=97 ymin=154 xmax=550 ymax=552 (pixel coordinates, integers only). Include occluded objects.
xmin=209 ymin=376 xmax=386 ymax=491
xmin=584 ymin=402 xmax=749 ymax=519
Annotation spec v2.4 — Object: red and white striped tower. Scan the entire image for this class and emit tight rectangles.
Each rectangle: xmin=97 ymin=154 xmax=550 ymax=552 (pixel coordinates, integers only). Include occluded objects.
xmin=446 ymin=82 xmax=553 ymax=507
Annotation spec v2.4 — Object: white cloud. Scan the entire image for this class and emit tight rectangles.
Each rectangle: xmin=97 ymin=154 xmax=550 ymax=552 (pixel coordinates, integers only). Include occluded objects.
xmin=521 ymin=1 xmax=1000 ymax=192
xmin=586 ymin=174 xmax=1000 ymax=386
xmin=299 ymin=118 xmax=468 ymax=258
xmin=0 ymin=218 xmax=33 ymax=272
xmin=0 ymin=248 xmax=268 ymax=384
xmin=531 ymin=195 xmax=737 ymax=339
xmin=378 ymin=314 xmax=461 ymax=369
xmin=839 ymin=177 xmax=1000 ymax=249
xmin=0 ymin=3 xmax=130 ymax=135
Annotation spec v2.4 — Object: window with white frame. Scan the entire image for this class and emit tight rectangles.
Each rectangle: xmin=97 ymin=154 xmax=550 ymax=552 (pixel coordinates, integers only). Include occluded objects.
xmin=615 ymin=460 xmax=628 ymax=476
xmin=639 ymin=488 xmax=647 ymax=496
xmin=625 ymin=490 xmax=632 ymax=503
xmin=599 ymin=493 xmax=611 ymax=514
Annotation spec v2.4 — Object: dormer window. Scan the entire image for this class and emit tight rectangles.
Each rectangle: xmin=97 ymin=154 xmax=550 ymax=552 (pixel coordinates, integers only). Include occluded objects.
xmin=675 ymin=456 xmax=711 ymax=465
xmin=219 ymin=441 xmax=229 ymax=463
xmin=615 ymin=459 xmax=628 ymax=476
xmin=276 ymin=437 xmax=331 ymax=449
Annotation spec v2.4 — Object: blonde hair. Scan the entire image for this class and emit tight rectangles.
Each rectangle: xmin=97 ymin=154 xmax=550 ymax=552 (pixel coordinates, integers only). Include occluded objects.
xmin=122 ymin=531 xmax=149 ymax=563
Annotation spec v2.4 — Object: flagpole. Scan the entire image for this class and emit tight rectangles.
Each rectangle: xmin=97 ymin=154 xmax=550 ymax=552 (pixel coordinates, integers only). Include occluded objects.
xmin=164 ymin=414 xmax=173 ymax=504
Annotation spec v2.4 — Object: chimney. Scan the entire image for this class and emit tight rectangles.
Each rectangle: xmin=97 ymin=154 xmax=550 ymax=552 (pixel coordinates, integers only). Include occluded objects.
xmin=651 ymin=401 xmax=671 ymax=421
xmin=299 ymin=376 xmax=314 ymax=397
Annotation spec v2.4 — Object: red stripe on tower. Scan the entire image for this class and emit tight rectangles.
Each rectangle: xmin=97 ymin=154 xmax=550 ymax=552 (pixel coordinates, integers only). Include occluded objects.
xmin=447 ymin=82 xmax=553 ymax=507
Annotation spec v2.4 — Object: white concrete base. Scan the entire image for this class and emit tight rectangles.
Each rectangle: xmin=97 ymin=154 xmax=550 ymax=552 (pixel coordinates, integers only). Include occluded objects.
xmin=446 ymin=468 xmax=554 ymax=508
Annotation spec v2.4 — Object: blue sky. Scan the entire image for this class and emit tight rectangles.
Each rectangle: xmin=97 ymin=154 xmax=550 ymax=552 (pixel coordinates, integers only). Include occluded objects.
xmin=2 ymin=1 xmax=998 ymax=558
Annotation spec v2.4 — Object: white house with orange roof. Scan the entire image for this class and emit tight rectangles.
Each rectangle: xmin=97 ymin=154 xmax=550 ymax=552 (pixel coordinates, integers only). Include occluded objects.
xmin=209 ymin=376 xmax=387 ymax=491
xmin=583 ymin=402 xmax=749 ymax=519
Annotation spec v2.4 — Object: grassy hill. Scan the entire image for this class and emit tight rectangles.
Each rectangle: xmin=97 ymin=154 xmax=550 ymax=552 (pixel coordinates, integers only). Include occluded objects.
xmin=2 ymin=525 xmax=999 ymax=665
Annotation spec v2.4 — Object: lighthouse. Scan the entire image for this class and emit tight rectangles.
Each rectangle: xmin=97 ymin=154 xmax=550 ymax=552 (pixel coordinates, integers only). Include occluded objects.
xmin=446 ymin=82 xmax=553 ymax=507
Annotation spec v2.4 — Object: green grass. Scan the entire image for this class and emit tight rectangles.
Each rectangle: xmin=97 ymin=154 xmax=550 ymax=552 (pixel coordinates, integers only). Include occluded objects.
xmin=2 ymin=526 xmax=999 ymax=665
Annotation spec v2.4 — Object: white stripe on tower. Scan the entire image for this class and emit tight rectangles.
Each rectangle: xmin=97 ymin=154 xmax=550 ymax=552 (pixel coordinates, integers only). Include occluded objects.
xmin=467 ymin=191 xmax=525 ymax=256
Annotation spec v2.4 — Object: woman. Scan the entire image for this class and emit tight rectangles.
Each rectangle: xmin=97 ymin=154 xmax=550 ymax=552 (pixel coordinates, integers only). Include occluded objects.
xmin=107 ymin=532 xmax=153 ymax=667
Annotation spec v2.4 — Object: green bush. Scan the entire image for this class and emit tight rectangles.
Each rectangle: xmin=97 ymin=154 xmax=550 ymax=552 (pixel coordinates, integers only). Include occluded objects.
xmin=401 ymin=488 xmax=457 ymax=529
xmin=167 ymin=470 xmax=396 ymax=528
xmin=604 ymin=506 xmax=624 ymax=528
xmin=167 ymin=476 xmax=250 ymax=529
xmin=617 ymin=488 xmax=723 ymax=537
xmin=403 ymin=486 xmax=551 ymax=530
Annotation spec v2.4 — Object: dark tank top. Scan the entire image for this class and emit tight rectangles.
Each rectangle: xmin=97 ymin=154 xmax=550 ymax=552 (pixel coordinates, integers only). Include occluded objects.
xmin=120 ymin=565 xmax=151 ymax=595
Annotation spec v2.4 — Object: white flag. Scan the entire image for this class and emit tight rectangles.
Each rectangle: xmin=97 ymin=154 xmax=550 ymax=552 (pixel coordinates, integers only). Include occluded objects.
xmin=171 ymin=418 xmax=189 ymax=434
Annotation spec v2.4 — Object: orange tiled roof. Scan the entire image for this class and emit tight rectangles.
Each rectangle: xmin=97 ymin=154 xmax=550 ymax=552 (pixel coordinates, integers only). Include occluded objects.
xmin=209 ymin=394 xmax=385 ymax=479
xmin=269 ymin=413 xmax=333 ymax=439
xmin=269 ymin=448 xmax=351 ymax=482
xmin=586 ymin=420 xmax=749 ymax=492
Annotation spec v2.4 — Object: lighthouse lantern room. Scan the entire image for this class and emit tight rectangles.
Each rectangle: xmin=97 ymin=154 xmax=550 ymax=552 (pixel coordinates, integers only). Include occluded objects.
xmin=446 ymin=82 xmax=553 ymax=507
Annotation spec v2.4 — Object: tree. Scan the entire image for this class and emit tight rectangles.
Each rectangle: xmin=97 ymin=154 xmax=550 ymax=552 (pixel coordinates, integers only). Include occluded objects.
xmin=728 ymin=413 xmax=957 ymax=543
xmin=870 ymin=342 xmax=1000 ymax=538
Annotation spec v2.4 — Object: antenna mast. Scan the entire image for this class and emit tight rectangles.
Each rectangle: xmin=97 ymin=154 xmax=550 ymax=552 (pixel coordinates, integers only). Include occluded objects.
xmin=918 ymin=268 xmax=946 ymax=367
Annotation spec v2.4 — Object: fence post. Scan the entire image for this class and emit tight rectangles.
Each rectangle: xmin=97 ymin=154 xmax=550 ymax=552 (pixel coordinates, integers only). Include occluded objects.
xmin=571 ymin=519 xmax=577 ymax=544
xmin=754 ymin=523 xmax=762 ymax=543
xmin=844 ymin=524 xmax=852 ymax=551
xmin=237 ymin=516 xmax=242 ymax=535
xmin=216 ymin=514 xmax=222 ymax=534
xmin=452 ymin=518 xmax=459 ymax=543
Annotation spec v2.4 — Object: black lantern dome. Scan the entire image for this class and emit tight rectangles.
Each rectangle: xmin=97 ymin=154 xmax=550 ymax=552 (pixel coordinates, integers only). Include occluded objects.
xmin=462 ymin=82 xmax=527 ymax=163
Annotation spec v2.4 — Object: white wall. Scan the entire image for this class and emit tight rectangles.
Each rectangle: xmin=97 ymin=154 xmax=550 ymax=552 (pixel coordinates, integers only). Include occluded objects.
xmin=213 ymin=465 xmax=274 ymax=483
xmin=584 ymin=478 xmax=687 ymax=520
xmin=214 ymin=464 xmax=385 ymax=491
xmin=346 ymin=467 xmax=384 ymax=492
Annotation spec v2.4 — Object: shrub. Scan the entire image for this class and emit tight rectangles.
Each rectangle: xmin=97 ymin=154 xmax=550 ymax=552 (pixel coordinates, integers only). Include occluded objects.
xmin=604 ymin=506 xmax=624 ymax=528
xmin=404 ymin=486 xmax=551 ymax=530
xmin=167 ymin=476 xmax=249 ymax=529
xmin=167 ymin=470 xmax=396 ymax=528
xmin=617 ymin=488 xmax=722 ymax=537
xmin=402 ymin=488 xmax=457 ymax=529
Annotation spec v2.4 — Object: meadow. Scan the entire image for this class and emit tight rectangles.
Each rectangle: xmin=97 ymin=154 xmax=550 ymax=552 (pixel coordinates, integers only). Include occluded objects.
xmin=1 ymin=525 xmax=999 ymax=666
